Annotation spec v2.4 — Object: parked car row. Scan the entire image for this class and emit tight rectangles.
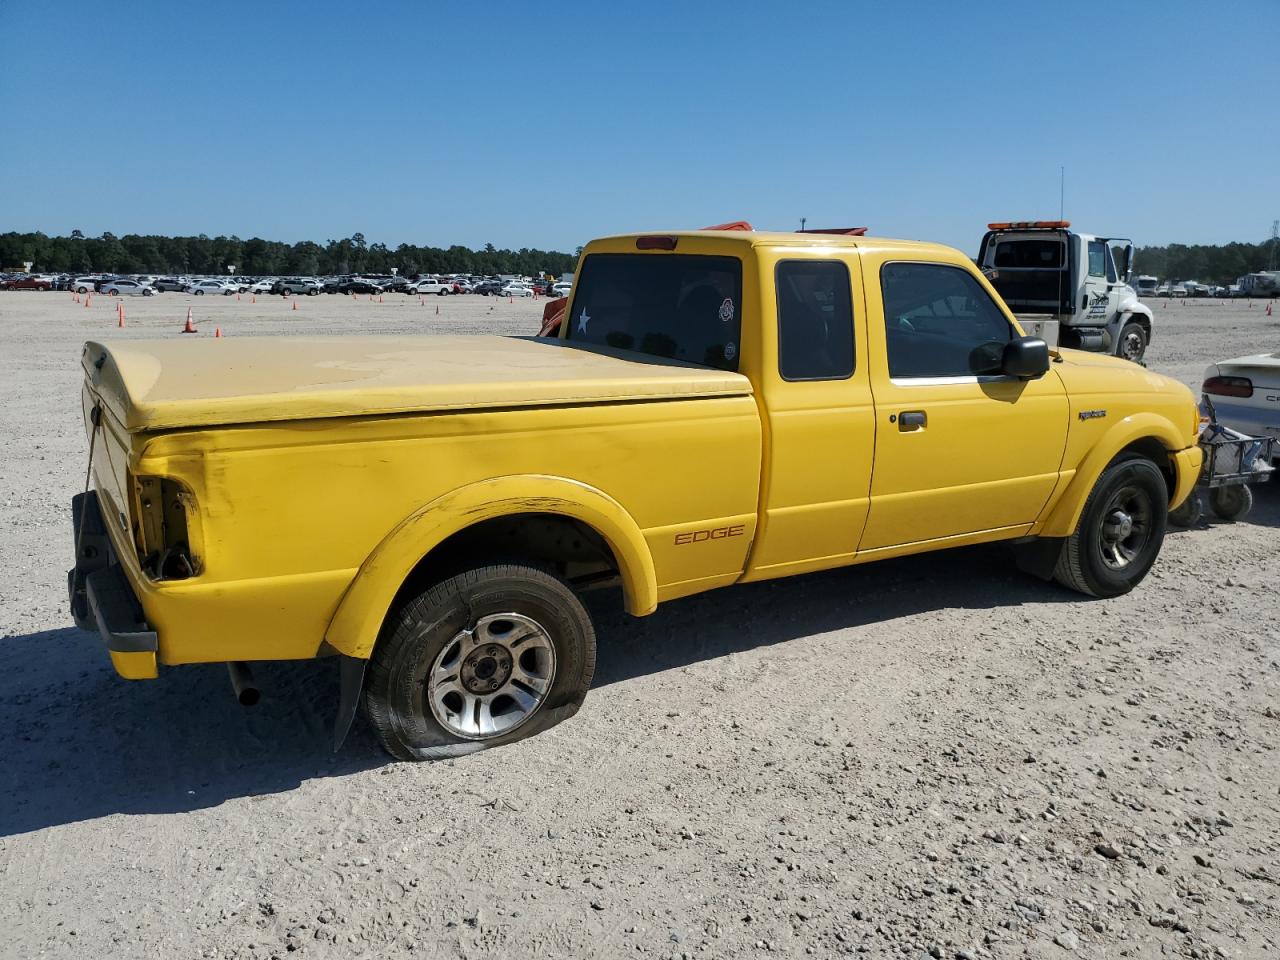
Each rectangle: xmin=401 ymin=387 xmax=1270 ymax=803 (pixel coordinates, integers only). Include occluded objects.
xmin=0 ymin=271 xmax=575 ymax=299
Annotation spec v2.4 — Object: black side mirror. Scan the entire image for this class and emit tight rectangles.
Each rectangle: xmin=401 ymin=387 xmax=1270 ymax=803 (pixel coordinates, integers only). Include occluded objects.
xmin=1002 ymin=336 xmax=1049 ymax=379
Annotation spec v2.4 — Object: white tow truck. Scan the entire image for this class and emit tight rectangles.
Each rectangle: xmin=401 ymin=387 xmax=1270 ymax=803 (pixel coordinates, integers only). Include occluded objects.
xmin=976 ymin=220 xmax=1155 ymax=363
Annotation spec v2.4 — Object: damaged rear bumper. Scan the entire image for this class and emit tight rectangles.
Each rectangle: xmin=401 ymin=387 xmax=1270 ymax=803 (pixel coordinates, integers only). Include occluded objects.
xmin=69 ymin=491 xmax=159 ymax=679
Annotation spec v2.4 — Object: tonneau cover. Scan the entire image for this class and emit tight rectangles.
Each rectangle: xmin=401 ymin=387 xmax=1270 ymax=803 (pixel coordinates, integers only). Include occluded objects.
xmin=81 ymin=335 xmax=752 ymax=432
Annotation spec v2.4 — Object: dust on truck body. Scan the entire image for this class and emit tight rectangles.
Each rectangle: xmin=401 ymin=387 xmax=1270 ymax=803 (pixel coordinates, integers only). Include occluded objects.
xmin=976 ymin=221 xmax=1155 ymax=363
xmin=70 ymin=227 xmax=1202 ymax=760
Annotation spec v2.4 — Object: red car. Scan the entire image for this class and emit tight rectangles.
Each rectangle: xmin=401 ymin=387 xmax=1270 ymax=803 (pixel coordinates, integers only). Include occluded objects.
xmin=2 ymin=276 xmax=54 ymax=290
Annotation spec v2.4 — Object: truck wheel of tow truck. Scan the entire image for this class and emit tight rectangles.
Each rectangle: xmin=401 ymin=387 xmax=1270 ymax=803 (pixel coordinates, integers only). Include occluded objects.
xmin=362 ymin=563 xmax=596 ymax=761
xmin=1053 ymin=453 xmax=1167 ymax=598
xmin=1167 ymin=489 xmax=1203 ymax=528
xmin=1115 ymin=321 xmax=1147 ymax=363
xmin=1209 ymin=484 xmax=1252 ymax=522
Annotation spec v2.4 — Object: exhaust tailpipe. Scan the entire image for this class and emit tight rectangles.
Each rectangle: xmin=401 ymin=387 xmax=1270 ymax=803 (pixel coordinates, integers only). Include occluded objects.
xmin=227 ymin=661 xmax=260 ymax=706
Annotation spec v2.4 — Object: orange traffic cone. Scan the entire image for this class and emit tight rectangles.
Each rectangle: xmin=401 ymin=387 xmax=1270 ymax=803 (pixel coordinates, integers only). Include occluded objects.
xmin=292 ymin=300 xmax=298 ymax=311
xmin=379 ymin=295 xmax=383 ymax=303
xmin=73 ymin=293 xmax=80 ymax=304
xmin=435 ymin=304 xmax=439 ymax=316
xmin=85 ymin=295 xmax=92 ymax=308
xmin=215 ymin=326 xmax=222 ymax=338
xmin=1267 ymin=303 xmax=1273 ymax=316
xmin=508 ymin=295 xmax=513 ymax=304
xmin=236 ymin=294 xmax=241 ymax=301
xmin=117 ymin=303 xmax=125 ymax=327
xmin=182 ymin=308 xmax=197 ymax=333
xmin=251 ymin=295 xmax=256 ymax=304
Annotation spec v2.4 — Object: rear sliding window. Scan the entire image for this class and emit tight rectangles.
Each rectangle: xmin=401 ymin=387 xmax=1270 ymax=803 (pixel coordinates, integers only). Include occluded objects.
xmin=565 ymin=253 xmax=742 ymax=371
xmin=993 ymin=239 xmax=1064 ymax=268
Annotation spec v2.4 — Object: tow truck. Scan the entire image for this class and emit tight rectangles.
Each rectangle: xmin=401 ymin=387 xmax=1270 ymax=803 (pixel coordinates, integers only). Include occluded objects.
xmin=977 ymin=221 xmax=1154 ymax=363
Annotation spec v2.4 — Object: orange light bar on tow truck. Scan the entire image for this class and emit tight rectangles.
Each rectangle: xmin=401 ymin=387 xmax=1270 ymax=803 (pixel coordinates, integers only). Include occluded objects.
xmin=987 ymin=220 xmax=1071 ymax=230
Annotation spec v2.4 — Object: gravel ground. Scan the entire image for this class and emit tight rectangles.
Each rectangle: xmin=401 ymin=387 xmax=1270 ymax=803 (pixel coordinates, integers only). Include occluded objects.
xmin=0 ymin=290 xmax=1277 ymax=960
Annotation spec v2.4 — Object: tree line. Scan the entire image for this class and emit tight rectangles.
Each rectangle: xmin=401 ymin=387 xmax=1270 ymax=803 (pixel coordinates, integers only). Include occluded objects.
xmin=0 ymin=230 xmax=580 ymax=278
xmin=1134 ymin=235 xmax=1279 ymax=284
xmin=5 ymin=228 xmax=1277 ymax=285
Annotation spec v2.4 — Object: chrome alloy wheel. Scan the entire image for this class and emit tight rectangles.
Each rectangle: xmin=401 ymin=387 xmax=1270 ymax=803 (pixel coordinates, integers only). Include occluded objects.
xmin=1097 ymin=484 xmax=1153 ymax=571
xmin=1120 ymin=330 xmax=1144 ymax=361
xmin=426 ymin=612 xmax=556 ymax=740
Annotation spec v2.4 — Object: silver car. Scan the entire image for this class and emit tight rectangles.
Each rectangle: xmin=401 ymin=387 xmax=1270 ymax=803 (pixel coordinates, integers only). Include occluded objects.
xmin=103 ymin=278 xmax=156 ymax=297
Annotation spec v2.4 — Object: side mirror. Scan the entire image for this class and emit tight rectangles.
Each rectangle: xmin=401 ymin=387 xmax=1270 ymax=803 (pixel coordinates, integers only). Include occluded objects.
xmin=1002 ymin=336 xmax=1050 ymax=379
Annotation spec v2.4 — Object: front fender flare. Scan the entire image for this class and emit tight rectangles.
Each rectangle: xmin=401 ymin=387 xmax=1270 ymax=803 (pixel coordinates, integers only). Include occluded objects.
xmin=324 ymin=475 xmax=658 ymax=659
xmin=1038 ymin=412 xmax=1195 ymax=538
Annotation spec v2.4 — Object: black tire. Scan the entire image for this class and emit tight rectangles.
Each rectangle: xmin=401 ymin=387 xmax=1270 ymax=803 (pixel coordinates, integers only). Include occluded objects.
xmin=363 ymin=563 xmax=596 ymax=761
xmin=1115 ymin=321 xmax=1147 ymax=363
xmin=1053 ymin=454 xmax=1168 ymax=598
xmin=76 ymin=286 xmax=89 ymax=294
xmin=1209 ymin=484 xmax=1252 ymax=522
xmin=195 ymin=289 xmax=205 ymax=296
xmin=437 ymin=289 xmax=448 ymax=296
xmin=281 ymin=289 xmax=291 ymax=296
xmin=1168 ymin=490 xmax=1203 ymax=527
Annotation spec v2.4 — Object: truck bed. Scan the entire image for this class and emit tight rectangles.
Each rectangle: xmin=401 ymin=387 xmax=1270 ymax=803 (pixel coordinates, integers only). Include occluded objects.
xmin=81 ymin=335 xmax=753 ymax=431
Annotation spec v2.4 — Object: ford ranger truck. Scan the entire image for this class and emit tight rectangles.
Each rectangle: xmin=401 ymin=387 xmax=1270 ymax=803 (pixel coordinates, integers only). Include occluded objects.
xmin=69 ymin=229 xmax=1203 ymax=760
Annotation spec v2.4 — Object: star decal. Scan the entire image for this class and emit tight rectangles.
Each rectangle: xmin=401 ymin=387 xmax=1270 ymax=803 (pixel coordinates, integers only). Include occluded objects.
xmin=577 ymin=308 xmax=590 ymax=333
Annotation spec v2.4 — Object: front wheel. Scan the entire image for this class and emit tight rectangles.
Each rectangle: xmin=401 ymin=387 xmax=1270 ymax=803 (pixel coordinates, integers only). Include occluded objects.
xmin=1053 ymin=454 xmax=1168 ymax=597
xmin=362 ymin=564 xmax=596 ymax=761
xmin=195 ymin=289 xmax=205 ymax=296
xmin=1116 ymin=321 xmax=1147 ymax=363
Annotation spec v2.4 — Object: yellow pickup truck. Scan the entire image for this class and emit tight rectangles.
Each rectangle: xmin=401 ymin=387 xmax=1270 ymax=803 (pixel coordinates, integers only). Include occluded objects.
xmin=69 ymin=229 xmax=1203 ymax=759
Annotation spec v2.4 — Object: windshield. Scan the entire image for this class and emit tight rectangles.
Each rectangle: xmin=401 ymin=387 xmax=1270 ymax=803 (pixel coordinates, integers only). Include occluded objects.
xmin=566 ymin=253 xmax=742 ymax=370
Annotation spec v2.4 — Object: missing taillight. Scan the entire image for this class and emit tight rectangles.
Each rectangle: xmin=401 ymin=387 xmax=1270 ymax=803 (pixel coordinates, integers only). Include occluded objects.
xmin=134 ymin=476 xmax=200 ymax=580
xmin=1202 ymin=375 xmax=1253 ymax=399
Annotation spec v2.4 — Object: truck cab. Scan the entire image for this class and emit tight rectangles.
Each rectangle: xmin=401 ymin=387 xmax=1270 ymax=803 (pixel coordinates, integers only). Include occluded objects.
xmin=976 ymin=221 xmax=1153 ymax=362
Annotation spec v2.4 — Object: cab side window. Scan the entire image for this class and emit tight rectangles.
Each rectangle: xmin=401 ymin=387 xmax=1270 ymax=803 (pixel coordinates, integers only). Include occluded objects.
xmin=1087 ymin=241 xmax=1107 ymax=278
xmin=880 ymin=263 xmax=1013 ymax=379
xmin=776 ymin=260 xmax=854 ymax=381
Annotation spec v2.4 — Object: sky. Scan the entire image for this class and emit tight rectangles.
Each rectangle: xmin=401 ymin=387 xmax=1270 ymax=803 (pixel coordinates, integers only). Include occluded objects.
xmin=1 ymin=0 xmax=1275 ymax=254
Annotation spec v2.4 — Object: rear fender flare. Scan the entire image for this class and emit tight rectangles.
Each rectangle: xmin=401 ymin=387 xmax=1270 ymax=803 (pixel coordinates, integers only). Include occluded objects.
xmin=1038 ymin=412 xmax=1190 ymax=538
xmin=324 ymin=475 xmax=657 ymax=659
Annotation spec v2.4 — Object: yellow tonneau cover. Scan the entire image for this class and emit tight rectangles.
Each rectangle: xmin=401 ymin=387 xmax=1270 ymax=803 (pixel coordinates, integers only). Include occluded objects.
xmin=81 ymin=335 xmax=752 ymax=432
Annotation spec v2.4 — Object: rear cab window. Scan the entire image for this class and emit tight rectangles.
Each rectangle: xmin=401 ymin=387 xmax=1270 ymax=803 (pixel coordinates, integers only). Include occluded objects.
xmin=566 ymin=253 xmax=742 ymax=371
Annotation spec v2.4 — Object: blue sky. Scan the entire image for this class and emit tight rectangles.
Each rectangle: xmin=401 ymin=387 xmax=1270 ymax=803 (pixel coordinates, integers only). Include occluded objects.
xmin=1 ymin=1 xmax=1274 ymax=253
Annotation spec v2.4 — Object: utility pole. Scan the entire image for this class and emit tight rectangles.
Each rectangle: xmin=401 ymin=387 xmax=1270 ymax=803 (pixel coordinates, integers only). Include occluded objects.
xmin=800 ymin=218 xmax=806 ymax=233
xmin=1270 ymin=219 xmax=1278 ymax=272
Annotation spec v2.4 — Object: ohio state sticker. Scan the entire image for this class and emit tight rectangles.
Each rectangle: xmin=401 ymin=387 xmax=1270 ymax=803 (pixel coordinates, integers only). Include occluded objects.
xmin=719 ymin=298 xmax=735 ymax=322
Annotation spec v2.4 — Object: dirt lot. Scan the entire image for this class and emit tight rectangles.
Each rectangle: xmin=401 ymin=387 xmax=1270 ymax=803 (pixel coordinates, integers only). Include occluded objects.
xmin=1 ymin=290 xmax=1277 ymax=960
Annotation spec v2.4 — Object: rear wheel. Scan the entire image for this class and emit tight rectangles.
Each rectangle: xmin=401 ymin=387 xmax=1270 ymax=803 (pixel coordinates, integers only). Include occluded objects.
xmin=1209 ymin=484 xmax=1252 ymax=521
xmin=1116 ymin=321 xmax=1147 ymax=363
xmin=195 ymin=289 xmax=205 ymax=296
xmin=1053 ymin=454 xmax=1168 ymax=597
xmin=362 ymin=563 xmax=596 ymax=761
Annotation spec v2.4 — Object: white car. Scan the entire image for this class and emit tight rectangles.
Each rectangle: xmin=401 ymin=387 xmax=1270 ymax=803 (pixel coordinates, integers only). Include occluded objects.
xmin=72 ymin=277 xmax=101 ymax=294
xmin=187 ymin=280 xmax=234 ymax=296
xmin=103 ymin=278 xmax=156 ymax=297
xmin=550 ymin=281 xmax=572 ymax=298
xmin=1202 ymin=352 xmax=1280 ymax=453
xmin=249 ymin=280 xmax=275 ymax=294
xmin=411 ymin=278 xmax=453 ymax=296
xmin=500 ymin=282 xmax=533 ymax=298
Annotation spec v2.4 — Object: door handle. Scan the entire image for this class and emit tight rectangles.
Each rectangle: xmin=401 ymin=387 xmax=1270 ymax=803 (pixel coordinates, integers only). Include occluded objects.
xmin=898 ymin=410 xmax=926 ymax=431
